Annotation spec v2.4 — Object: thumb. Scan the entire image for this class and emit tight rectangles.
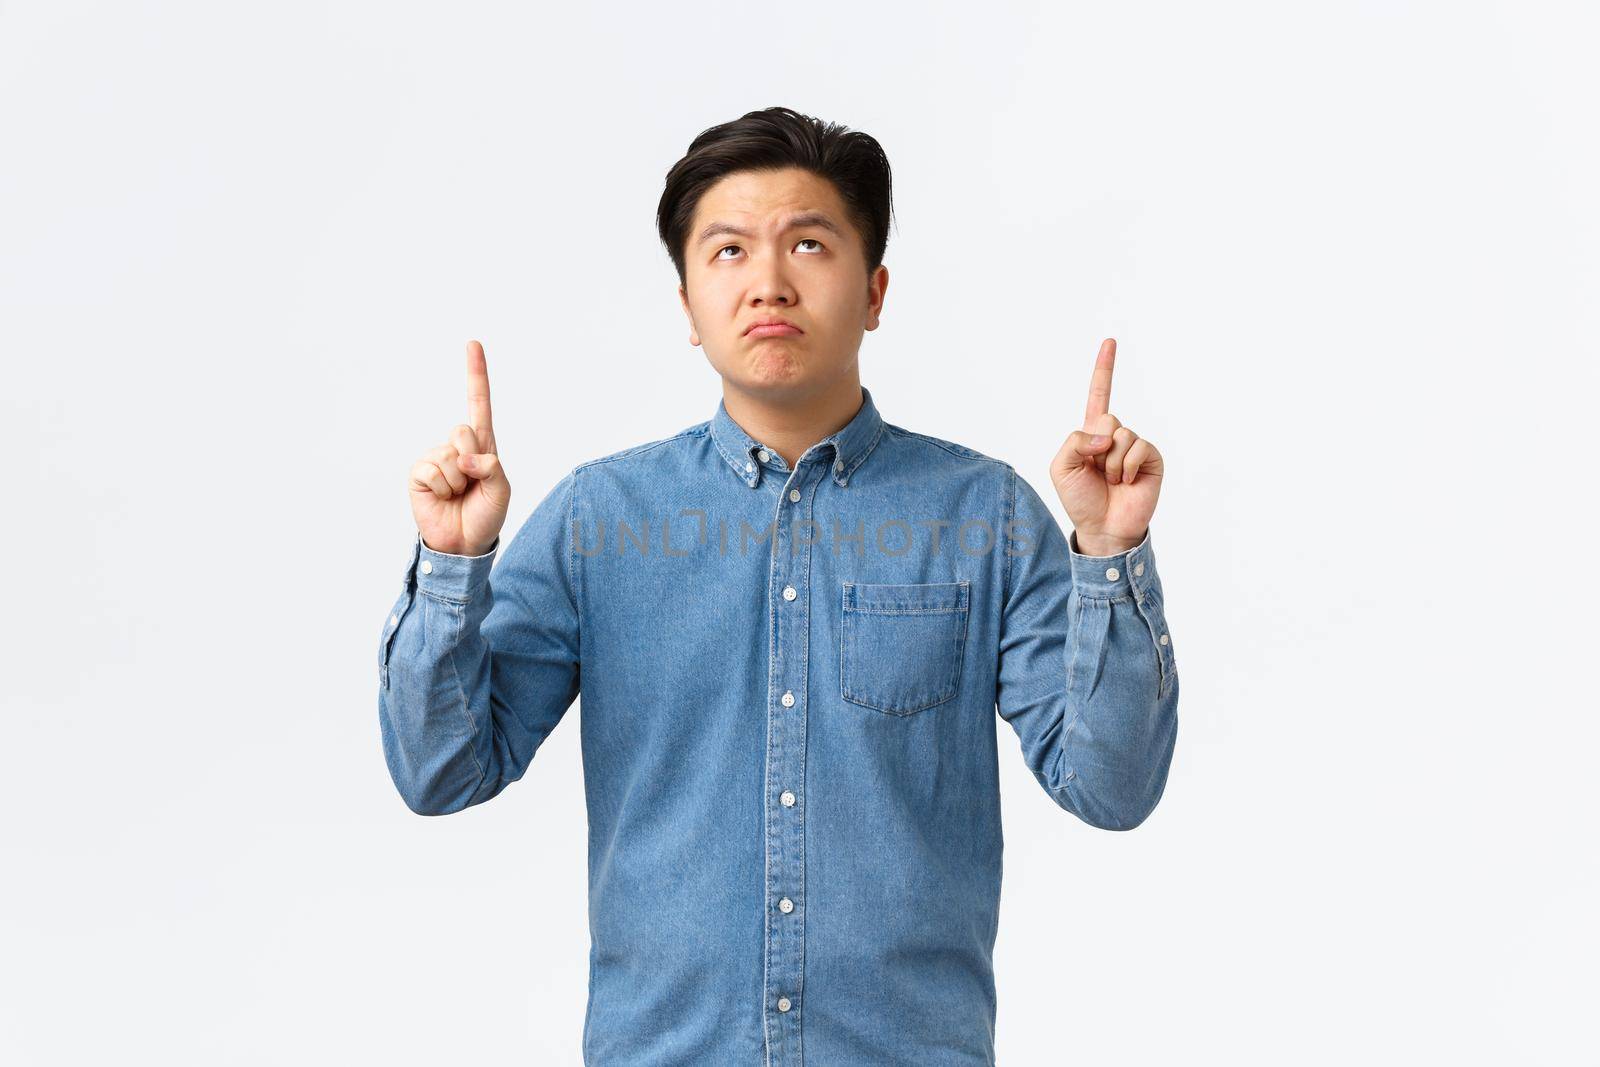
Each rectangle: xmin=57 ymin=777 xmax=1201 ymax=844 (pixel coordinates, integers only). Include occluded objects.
xmin=458 ymin=452 xmax=509 ymax=495
xmin=1052 ymin=429 xmax=1113 ymax=474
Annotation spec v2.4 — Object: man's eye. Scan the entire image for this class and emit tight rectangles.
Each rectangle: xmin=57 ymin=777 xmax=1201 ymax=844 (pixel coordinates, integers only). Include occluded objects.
xmin=717 ymin=240 xmax=822 ymax=261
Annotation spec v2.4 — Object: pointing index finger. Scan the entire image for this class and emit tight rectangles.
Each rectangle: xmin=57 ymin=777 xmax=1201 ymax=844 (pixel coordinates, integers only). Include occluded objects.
xmin=466 ymin=340 xmax=494 ymax=447
xmin=1084 ymin=337 xmax=1116 ymax=426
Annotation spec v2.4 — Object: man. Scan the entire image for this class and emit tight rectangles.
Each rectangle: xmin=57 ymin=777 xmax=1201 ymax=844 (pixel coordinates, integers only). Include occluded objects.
xmin=379 ymin=106 xmax=1178 ymax=1066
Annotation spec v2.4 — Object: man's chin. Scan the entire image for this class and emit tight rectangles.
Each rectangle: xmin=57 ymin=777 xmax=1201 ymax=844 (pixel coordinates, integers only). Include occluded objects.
xmin=712 ymin=351 xmax=806 ymax=392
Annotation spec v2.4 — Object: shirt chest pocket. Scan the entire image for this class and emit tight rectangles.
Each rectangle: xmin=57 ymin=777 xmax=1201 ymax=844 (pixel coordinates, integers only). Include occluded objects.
xmin=840 ymin=580 xmax=970 ymax=717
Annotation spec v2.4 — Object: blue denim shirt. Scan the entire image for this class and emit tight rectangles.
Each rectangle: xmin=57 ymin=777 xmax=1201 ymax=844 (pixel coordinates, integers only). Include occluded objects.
xmin=377 ymin=385 xmax=1179 ymax=1066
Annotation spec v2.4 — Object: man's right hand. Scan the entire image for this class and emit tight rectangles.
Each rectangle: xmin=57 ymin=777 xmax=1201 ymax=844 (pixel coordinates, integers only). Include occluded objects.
xmin=408 ymin=340 xmax=512 ymax=557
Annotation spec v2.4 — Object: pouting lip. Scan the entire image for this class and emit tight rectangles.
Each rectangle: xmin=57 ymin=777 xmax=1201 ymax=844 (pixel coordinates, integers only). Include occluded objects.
xmin=744 ymin=317 xmax=803 ymax=335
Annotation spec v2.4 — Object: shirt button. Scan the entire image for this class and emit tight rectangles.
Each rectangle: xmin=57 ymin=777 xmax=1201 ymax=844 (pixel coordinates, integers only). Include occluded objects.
xmin=834 ymin=458 xmax=843 ymax=472
xmin=781 ymin=691 xmax=795 ymax=707
xmin=420 ymin=560 xmax=433 ymax=575
xmin=788 ymin=488 xmax=800 ymax=502
xmin=1159 ymin=634 xmax=1170 ymax=645
xmin=746 ymin=461 xmax=754 ymax=472
xmin=758 ymin=449 xmax=771 ymax=462
xmin=782 ymin=585 xmax=797 ymax=601
xmin=1104 ymin=566 xmax=1119 ymax=581
xmin=778 ymin=897 xmax=794 ymax=913
xmin=1134 ymin=562 xmax=1145 ymax=577
xmin=780 ymin=790 xmax=796 ymax=807
xmin=777 ymin=997 xmax=791 ymax=1012
xmin=389 ymin=614 xmax=399 ymax=627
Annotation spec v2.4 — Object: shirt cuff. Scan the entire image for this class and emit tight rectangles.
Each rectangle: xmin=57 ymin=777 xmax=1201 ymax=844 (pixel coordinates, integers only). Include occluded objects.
xmin=413 ymin=531 xmax=499 ymax=601
xmin=1068 ymin=527 xmax=1157 ymax=598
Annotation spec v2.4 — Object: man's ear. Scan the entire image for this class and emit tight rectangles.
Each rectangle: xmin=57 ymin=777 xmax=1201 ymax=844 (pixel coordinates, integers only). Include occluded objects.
xmin=678 ymin=283 xmax=700 ymax=346
xmin=865 ymin=264 xmax=889 ymax=332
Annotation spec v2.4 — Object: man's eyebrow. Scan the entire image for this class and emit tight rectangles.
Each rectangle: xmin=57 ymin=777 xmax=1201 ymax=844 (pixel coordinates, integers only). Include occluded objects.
xmin=695 ymin=211 xmax=843 ymax=245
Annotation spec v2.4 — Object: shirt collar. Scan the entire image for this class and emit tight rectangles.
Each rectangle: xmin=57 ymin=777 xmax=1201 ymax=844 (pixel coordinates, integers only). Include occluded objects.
xmin=710 ymin=384 xmax=886 ymax=489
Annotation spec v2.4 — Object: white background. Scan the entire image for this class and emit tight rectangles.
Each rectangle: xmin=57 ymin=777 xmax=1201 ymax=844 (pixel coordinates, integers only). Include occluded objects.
xmin=3 ymin=2 xmax=1596 ymax=1063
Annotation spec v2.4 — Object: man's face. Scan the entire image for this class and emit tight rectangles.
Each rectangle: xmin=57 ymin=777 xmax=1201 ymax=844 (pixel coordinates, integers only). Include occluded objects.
xmin=678 ymin=166 xmax=888 ymax=398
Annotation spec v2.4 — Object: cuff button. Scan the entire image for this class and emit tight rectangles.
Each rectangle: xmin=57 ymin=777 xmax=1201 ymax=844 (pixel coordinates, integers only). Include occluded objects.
xmin=1159 ymin=634 xmax=1170 ymax=645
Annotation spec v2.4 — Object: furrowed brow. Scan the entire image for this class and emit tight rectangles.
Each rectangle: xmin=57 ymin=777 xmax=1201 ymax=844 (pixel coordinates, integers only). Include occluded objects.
xmin=696 ymin=212 xmax=843 ymax=246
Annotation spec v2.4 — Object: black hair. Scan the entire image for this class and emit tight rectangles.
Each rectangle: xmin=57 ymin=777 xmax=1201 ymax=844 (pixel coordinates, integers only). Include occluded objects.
xmin=656 ymin=106 xmax=894 ymax=286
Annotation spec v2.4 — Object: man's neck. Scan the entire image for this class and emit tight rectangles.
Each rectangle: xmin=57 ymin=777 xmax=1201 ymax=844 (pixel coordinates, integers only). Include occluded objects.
xmin=721 ymin=376 xmax=865 ymax=470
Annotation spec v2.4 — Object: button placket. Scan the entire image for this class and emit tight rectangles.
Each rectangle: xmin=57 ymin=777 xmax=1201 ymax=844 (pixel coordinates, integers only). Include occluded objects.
xmin=763 ymin=462 xmax=814 ymax=1062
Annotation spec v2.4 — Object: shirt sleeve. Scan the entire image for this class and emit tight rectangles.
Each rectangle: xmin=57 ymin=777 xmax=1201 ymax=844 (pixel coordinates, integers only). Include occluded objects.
xmin=994 ymin=466 xmax=1179 ymax=830
xmin=376 ymin=468 xmax=582 ymax=815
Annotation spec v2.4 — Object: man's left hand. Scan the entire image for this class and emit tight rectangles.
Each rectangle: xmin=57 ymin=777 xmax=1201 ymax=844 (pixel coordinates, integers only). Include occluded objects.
xmin=1048 ymin=338 xmax=1164 ymax=557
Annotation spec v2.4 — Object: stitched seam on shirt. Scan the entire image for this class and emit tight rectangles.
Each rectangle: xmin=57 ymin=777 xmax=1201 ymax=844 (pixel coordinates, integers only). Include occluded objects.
xmin=841 ymin=589 xmax=967 ymax=713
xmin=686 ymin=417 xmax=764 ymax=472
xmin=714 ymin=432 xmax=757 ymax=482
xmin=1064 ymin=601 xmax=1107 ymax=736
xmin=445 ymin=600 xmax=488 ymax=797
xmin=415 ymin=588 xmax=470 ymax=607
xmin=795 ymin=470 xmax=816 ymax=1047
xmin=1002 ymin=465 xmax=1017 ymax=612
xmin=1087 ymin=599 xmax=1111 ymax=699
xmin=844 ymin=605 xmax=964 ymax=616
xmin=1065 ymin=597 xmax=1080 ymax=698
xmin=847 ymin=418 xmax=888 ymax=477
xmin=882 ymin=424 xmax=1010 ymax=469
xmin=572 ymin=428 xmax=698 ymax=473
xmin=700 ymin=413 xmax=771 ymax=481
xmin=1132 ymin=587 xmax=1170 ymax=698
xmin=762 ymin=479 xmax=780 ymax=1062
xmin=382 ymin=588 xmax=412 ymax=667
xmin=566 ymin=467 xmax=582 ymax=646
xmin=1059 ymin=599 xmax=1108 ymax=798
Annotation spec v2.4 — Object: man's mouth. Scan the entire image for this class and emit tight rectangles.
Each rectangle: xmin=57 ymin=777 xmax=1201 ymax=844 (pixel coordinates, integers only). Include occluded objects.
xmin=747 ymin=323 xmax=803 ymax=338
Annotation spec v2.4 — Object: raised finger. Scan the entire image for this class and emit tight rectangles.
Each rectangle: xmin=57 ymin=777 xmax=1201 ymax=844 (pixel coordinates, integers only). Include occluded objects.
xmin=1084 ymin=338 xmax=1116 ymax=426
xmin=466 ymin=340 xmax=495 ymax=451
